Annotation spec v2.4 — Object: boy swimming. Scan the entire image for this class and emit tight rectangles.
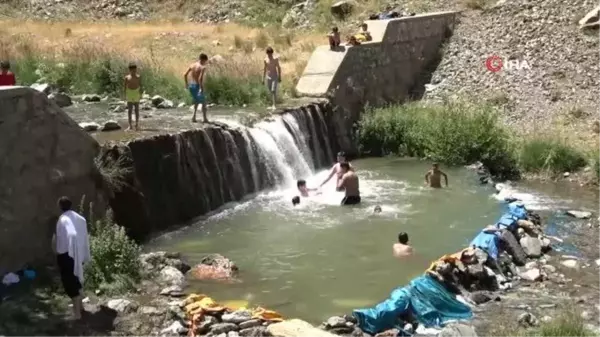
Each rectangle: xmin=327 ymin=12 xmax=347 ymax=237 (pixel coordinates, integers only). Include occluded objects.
xmin=297 ymin=179 xmax=318 ymax=197
xmin=292 ymin=196 xmax=300 ymax=206
xmin=123 ymin=62 xmax=142 ymax=131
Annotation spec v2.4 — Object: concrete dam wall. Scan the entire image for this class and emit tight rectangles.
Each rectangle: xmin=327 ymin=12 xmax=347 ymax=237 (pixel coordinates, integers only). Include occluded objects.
xmin=101 ymin=102 xmax=340 ymax=239
xmin=296 ymin=11 xmax=457 ymax=155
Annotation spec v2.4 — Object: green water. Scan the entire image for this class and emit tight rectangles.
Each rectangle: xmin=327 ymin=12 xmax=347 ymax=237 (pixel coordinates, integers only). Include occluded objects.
xmin=149 ymin=158 xmax=507 ymax=323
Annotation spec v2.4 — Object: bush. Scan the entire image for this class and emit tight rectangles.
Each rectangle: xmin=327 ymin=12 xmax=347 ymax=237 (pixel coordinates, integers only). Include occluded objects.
xmin=84 ymin=209 xmax=142 ymax=294
xmin=519 ymin=138 xmax=587 ymax=175
xmin=357 ymin=101 xmax=519 ymax=179
xmin=536 ymin=312 xmax=595 ymax=337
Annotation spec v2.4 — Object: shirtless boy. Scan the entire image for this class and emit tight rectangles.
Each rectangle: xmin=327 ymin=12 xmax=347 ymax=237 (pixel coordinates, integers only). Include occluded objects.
xmin=328 ymin=27 xmax=341 ymax=50
xmin=424 ymin=163 xmax=448 ymax=188
xmin=320 ymin=152 xmax=354 ymax=191
xmin=338 ymin=163 xmax=361 ymax=206
xmin=124 ymin=62 xmax=142 ymax=131
xmin=297 ymin=180 xmax=318 ymax=197
xmin=184 ymin=53 xmax=209 ymax=123
xmin=263 ymin=47 xmax=281 ymax=110
xmin=393 ymin=232 xmax=413 ymax=258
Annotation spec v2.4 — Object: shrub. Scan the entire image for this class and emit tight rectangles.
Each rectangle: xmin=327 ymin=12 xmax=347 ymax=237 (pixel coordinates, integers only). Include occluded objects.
xmin=84 ymin=209 xmax=142 ymax=295
xmin=357 ymin=101 xmax=519 ymax=179
xmin=536 ymin=311 xmax=594 ymax=337
xmin=519 ymin=138 xmax=587 ymax=175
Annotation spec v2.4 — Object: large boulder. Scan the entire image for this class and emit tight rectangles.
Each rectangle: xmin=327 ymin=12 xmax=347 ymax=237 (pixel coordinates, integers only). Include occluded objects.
xmin=191 ymin=254 xmax=239 ymax=282
xmin=267 ymin=319 xmax=337 ymax=337
xmin=0 ymin=87 xmax=106 ymax=275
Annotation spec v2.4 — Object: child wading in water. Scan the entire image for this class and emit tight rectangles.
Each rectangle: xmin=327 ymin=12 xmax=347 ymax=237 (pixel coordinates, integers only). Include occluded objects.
xmin=124 ymin=62 xmax=142 ymax=131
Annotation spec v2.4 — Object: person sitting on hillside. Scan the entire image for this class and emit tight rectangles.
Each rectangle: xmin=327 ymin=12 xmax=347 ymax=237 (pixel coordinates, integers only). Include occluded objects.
xmin=0 ymin=60 xmax=16 ymax=86
xmin=355 ymin=23 xmax=372 ymax=42
xmin=328 ymin=27 xmax=341 ymax=50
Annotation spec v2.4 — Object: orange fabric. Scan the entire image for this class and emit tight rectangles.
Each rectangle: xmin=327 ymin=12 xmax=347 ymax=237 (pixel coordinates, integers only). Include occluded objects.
xmin=251 ymin=307 xmax=284 ymax=322
xmin=426 ymin=247 xmax=472 ymax=272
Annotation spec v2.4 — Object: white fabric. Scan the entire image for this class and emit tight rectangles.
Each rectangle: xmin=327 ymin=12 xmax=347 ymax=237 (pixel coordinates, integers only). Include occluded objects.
xmin=55 ymin=210 xmax=91 ymax=285
xmin=2 ymin=272 xmax=19 ymax=286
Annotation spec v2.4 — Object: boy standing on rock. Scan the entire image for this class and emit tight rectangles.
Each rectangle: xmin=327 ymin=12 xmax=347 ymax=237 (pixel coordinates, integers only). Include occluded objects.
xmin=124 ymin=62 xmax=142 ymax=131
xmin=184 ymin=53 xmax=209 ymax=123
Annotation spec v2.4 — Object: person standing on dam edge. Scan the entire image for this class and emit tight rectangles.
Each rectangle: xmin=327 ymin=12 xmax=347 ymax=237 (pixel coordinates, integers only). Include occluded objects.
xmin=0 ymin=60 xmax=16 ymax=86
xmin=184 ymin=53 xmax=209 ymax=123
xmin=263 ymin=46 xmax=281 ymax=111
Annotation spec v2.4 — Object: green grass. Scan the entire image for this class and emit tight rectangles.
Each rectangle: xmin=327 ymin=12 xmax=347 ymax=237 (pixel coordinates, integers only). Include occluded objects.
xmin=357 ymin=100 xmax=519 ymax=179
xmin=488 ymin=310 xmax=595 ymax=337
xmin=518 ymin=138 xmax=587 ymax=175
xmin=12 ymin=53 xmax=270 ymax=106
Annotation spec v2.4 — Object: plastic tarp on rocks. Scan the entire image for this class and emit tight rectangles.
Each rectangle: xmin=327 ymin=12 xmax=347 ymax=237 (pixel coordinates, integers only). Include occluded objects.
xmin=353 ymin=275 xmax=472 ymax=334
xmin=469 ymin=230 xmax=500 ymax=260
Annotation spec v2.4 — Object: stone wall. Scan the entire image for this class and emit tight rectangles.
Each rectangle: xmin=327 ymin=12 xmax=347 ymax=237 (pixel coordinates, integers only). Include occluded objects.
xmin=0 ymin=87 xmax=106 ymax=274
xmin=102 ymin=102 xmax=337 ymax=239
xmin=296 ymin=12 xmax=456 ymax=156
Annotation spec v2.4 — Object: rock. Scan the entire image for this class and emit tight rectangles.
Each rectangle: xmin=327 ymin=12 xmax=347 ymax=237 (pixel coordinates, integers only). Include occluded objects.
xmin=563 ymin=172 xmax=570 ymax=178
xmin=239 ymin=319 xmax=263 ymax=330
xmin=151 ymin=95 xmax=165 ymax=107
xmin=439 ymin=323 xmax=478 ymax=337
xmin=82 ymin=94 xmax=101 ymax=102
xmin=330 ymin=0 xmax=353 ymax=19
xmin=561 ymin=259 xmax=579 ymax=269
xmin=566 ymin=210 xmax=592 ymax=219
xmin=579 ymin=5 xmax=599 ymax=28
xmin=268 ymin=320 xmax=337 ymax=337
xmin=525 ymin=261 xmax=537 ymax=270
xmin=541 ymin=316 xmax=552 ymax=323
xmin=541 ymin=237 xmax=551 ymax=249
xmin=101 ymin=120 xmax=121 ymax=131
xmin=222 ymin=310 xmax=253 ymax=324
xmin=326 ymin=316 xmax=347 ymax=328
xmin=519 ymin=268 xmax=542 ymax=282
xmin=210 ymin=54 xmax=225 ymax=63
xmin=196 ymin=315 xmax=219 ymax=334
xmin=595 ymin=259 xmax=600 ymax=266
xmin=162 ymin=321 xmax=188 ymax=335
xmin=542 ymin=264 xmax=556 ymax=273
xmin=239 ymin=326 xmax=269 ymax=337
xmin=228 ymin=332 xmax=240 ymax=337
xmin=520 ymin=236 xmax=542 ymax=257
xmin=159 ymin=266 xmax=186 ymax=287
xmin=191 ymin=254 xmax=239 ymax=281
xmin=210 ymin=323 xmax=239 ymax=335
xmin=538 ymin=304 xmax=556 ymax=309
xmin=160 ymin=285 xmax=185 ymax=297
xmin=157 ymin=99 xmax=174 ymax=109
xmin=518 ymin=312 xmax=539 ymax=327
xmin=140 ymin=306 xmax=163 ymax=315
xmin=48 ymin=92 xmax=72 ymax=107
xmin=30 ymin=83 xmax=51 ymax=94
xmin=0 ymin=87 xmax=106 ymax=275
xmin=581 ymin=311 xmax=591 ymax=320
xmin=106 ymin=298 xmax=138 ymax=313
xmin=79 ymin=122 xmax=100 ymax=132
xmin=177 ymin=102 xmax=186 ymax=108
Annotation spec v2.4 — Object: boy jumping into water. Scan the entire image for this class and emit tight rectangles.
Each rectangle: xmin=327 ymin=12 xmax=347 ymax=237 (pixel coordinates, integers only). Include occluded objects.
xmin=338 ymin=163 xmax=361 ymax=205
xmin=184 ymin=53 xmax=209 ymax=123
xmin=320 ymin=152 xmax=354 ymax=191
xmin=263 ymin=47 xmax=281 ymax=110
xmin=124 ymin=62 xmax=142 ymax=131
xmin=297 ymin=180 xmax=318 ymax=197
xmin=425 ymin=163 xmax=448 ymax=188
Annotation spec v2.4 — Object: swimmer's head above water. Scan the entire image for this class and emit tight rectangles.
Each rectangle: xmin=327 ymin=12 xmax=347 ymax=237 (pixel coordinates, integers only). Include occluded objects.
xmin=374 ymin=205 xmax=382 ymax=213
xmin=292 ymin=196 xmax=300 ymax=206
xmin=337 ymin=151 xmax=346 ymax=163
xmin=398 ymin=232 xmax=409 ymax=244
xmin=297 ymin=180 xmax=307 ymax=189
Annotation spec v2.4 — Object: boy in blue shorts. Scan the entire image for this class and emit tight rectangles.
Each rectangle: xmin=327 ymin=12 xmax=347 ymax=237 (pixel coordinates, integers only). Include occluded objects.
xmin=184 ymin=53 xmax=209 ymax=123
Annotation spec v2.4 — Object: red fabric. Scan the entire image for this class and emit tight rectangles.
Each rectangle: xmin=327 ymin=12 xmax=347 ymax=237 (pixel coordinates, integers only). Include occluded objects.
xmin=0 ymin=71 xmax=16 ymax=86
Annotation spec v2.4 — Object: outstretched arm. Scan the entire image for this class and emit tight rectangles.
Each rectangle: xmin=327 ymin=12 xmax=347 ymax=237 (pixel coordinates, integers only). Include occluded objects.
xmin=199 ymin=68 xmax=206 ymax=92
xmin=320 ymin=166 xmax=336 ymax=187
xmin=442 ymin=172 xmax=448 ymax=186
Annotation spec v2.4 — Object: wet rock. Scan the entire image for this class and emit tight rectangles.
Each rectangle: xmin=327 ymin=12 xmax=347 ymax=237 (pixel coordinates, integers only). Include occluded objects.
xmin=159 ymin=266 xmax=186 ymax=287
xmin=101 ymin=120 xmax=121 ymax=131
xmin=157 ymin=99 xmax=175 ymax=109
xmin=566 ymin=210 xmax=592 ymax=219
xmin=519 ymin=268 xmax=542 ymax=282
xmin=239 ymin=319 xmax=262 ymax=329
xmin=561 ymin=259 xmax=579 ymax=269
xmin=140 ymin=251 xmax=191 ymax=274
xmin=162 ymin=321 xmax=188 ymax=335
xmin=222 ymin=310 xmax=253 ymax=324
xmin=326 ymin=316 xmax=347 ymax=328
xmin=30 ymin=83 xmax=51 ymax=94
xmin=210 ymin=323 xmax=239 ymax=334
xmin=48 ymin=92 xmax=72 ymax=107
xmin=239 ymin=326 xmax=269 ymax=337
xmin=439 ymin=323 xmax=478 ymax=337
xmin=520 ymin=236 xmax=542 ymax=257
xmin=160 ymin=285 xmax=185 ymax=297
xmin=518 ymin=312 xmax=539 ymax=327
xmin=82 ymin=94 xmax=101 ymax=102
xmin=151 ymin=95 xmax=165 ymax=107
xmin=268 ymin=319 xmax=337 ymax=337
xmin=79 ymin=122 xmax=100 ymax=132
xmin=107 ymin=298 xmax=138 ymax=313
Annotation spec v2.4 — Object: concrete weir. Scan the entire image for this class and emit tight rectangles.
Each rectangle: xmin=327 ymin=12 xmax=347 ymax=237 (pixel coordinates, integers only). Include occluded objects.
xmin=296 ymin=11 xmax=457 ymax=155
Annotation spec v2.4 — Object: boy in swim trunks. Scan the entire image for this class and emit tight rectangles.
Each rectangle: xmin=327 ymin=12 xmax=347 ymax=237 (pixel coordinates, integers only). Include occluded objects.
xmin=184 ymin=53 xmax=209 ymax=123
xmin=123 ymin=62 xmax=142 ymax=131
xmin=338 ymin=163 xmax=361 ymax=205
xmin=263 ymin=47 xmax=281 ymax=110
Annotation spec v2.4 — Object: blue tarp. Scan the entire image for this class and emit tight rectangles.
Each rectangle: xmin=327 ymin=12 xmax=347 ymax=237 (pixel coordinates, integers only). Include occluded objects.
xmin=507 ymin=202 xmax=527 ymax=220
xmin=353 ymin=275 xmax=472 ymax=334
xmin=469 ymin=230 xmax=500 ymax=259
xmin=495 ymin=213 xmax=518 ymax=231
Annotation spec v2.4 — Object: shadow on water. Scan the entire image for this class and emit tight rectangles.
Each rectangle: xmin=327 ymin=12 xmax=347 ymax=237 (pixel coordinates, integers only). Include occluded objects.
xmin=0 ymin=265 xmax=118 ymax=336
